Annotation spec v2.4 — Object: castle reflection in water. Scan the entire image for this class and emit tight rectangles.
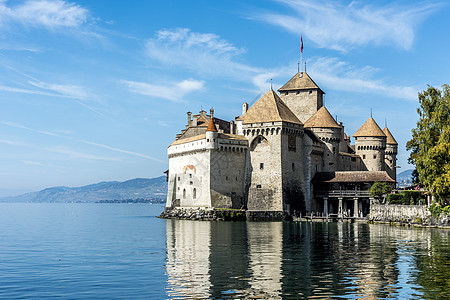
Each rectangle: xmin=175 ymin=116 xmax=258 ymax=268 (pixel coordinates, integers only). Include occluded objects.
xmin=165 ymin=220 xmax=449 ymax=299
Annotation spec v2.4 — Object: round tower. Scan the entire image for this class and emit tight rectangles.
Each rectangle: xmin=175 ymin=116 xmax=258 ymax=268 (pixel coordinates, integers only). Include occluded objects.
xmin=206 ymin=118 xmax=218 ymax=150
xmin=383 ymin=127 xmax=398 ymax=180
xmin=304 ymin=106 xmax=341 ymax=172
xmin=353 ymin=118 xmax=386 ymax=171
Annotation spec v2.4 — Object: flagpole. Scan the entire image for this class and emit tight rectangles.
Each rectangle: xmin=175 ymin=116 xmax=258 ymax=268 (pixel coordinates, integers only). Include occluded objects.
xmin=300 ymin=35 xmax=303 ymax=73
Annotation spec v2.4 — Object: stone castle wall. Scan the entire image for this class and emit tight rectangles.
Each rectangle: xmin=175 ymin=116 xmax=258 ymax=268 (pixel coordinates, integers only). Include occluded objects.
xmin=209 ymin=149 xmax=247 ymax=209
xmin=369 ymin=204 xmax=430 ymax=223
xmin=244 ymin=123 xmax=283 ymax=211
xmin=355 ymin=136 xmax=386 ymax=171
xmin=279 ymin=89 xmax=323 ymax=123
xmin=166 ymin=150 xmax=212 ymax=208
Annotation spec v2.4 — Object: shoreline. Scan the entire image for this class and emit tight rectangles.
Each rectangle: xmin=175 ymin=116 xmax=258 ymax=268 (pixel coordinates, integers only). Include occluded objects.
xmin=160 ymin=207 xmax=450 ymax=228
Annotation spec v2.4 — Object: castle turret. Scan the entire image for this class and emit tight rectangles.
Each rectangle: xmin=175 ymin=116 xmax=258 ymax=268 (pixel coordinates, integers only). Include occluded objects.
xmin=278 ymin=72 xmax=324 ymax=123
xmin=304 ymin=106 xmax=341 ymax=172
xmin=353 ymin=118 xmax=386 ymax=171
xmin=206 ymin=118 xmax=218 ymax=150
xmin=383 ymin=127 xmax=398 ymax=181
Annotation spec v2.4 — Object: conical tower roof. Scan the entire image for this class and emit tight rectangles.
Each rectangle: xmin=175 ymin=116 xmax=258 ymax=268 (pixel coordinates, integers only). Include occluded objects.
xmin=353 ymin=118 xmax=385 ymax=137
xmin=206 ymin=118 xmax=217 ymax=132
xmin=278 ymin=72 xmax=324 ymax=93
xmin=382 ymin=127 xmax=398 ymax=145
xmin=238 ymin=90 xmax=302 ymax=125
xmin=304 ymin=106 xmax=341 ymax=128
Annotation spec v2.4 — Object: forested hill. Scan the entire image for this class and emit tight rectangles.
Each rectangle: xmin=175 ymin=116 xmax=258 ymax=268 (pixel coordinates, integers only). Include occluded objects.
xmin=0 ymin=176 xmax=167 ymax=203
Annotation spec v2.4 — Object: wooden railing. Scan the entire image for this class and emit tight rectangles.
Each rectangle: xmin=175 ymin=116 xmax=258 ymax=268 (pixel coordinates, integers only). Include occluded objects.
xmin=314 ymin=190 xmax=370 ymax=198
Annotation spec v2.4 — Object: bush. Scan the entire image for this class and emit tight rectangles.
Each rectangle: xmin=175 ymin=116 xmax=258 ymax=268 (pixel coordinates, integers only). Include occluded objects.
xmin=387 ymin=191 xmax=426 ymax=205
xmin=387 ymin=193 xmax=403 ymax=204
xmin=429 ymin=203 xmax=450 ymax=217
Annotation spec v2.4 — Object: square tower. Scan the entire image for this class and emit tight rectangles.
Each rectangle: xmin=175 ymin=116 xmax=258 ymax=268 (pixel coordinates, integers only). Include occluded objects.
xmin=278 ymin=72 xmax=324 ymax=123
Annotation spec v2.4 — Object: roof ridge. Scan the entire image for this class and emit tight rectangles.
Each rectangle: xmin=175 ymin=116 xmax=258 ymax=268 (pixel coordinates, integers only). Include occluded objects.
xmin=304 ymin=106 xmax=340 ymax=128
xmin=353 ymin=117 xmax=385 ymax=137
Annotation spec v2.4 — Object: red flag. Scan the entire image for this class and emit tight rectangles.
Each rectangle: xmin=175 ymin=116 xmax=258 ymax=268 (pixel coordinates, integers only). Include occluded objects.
xmin=301 ymin=35 xmax=303 ymax=53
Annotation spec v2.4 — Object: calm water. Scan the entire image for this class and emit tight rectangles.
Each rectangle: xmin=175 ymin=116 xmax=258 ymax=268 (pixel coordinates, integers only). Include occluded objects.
xmin=0 ymin=204 xmax=449 ymax=299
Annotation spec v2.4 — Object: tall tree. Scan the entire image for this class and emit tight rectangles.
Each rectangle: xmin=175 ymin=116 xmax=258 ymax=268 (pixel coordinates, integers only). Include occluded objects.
xmin=406 ymin=84 xmax=450 ymax=205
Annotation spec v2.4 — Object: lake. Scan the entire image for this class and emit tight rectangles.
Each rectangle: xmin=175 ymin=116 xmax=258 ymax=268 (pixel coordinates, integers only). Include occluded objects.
xmin=0 ymin=203 xmax=448 ymax=299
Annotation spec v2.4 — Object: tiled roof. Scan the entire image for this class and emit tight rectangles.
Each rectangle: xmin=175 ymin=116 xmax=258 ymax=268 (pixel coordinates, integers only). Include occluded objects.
xmin=218 ymin=133 xmax=248 ymax=141
xmin=313 ymin=171 xmax=395 ymax=183
xmin=383 ymin=127 xmax=398 ymax=145
xmin=169 ymin=132 xmax=247 ymax=147
xmin=278 ymin=72 xmax=324 ymax=93
xmin=238 ymin=90 xmax=302 ymax=125
xmin=353 ymin=118 xmax=386 ymax=137
xmin=169 ymin=134 xmax=205 ymax=146
xmin=206 ymin=118 xmax=217 ymax=132
xmin=304 ymin=106 xmax=341 ymax=128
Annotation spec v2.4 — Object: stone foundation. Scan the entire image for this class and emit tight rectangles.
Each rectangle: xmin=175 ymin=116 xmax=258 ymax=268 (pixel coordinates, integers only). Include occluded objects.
xmin=160 ymin=208 xmax=287 ymax=221
xmin=368 ymin=204 xmax=450 ymax=227
xmin=159 ymin=208 xmax=246 ymax=221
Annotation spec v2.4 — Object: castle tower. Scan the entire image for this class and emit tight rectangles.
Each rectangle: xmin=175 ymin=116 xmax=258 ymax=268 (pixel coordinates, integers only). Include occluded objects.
xmin=304 ymin=106 xmax=341 ymax=172
xmin=238 ymin=90 xmax=305 ymax=213
xmin=353 ymin=118 xmax=386 ymax=171
xmin=383 ymin=127 xmax=398 ymax=181
xmin=278 ymin=72 xmax=324 ymax=123
xmin=206 ymin=118 xmax=218 ymax=150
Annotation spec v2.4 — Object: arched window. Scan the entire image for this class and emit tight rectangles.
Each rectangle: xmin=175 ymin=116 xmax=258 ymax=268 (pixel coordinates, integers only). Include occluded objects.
xmin=193 ymin=188 xmax=196 ymax=199
xmin=183 ymin=189 xmax=186 ymax=199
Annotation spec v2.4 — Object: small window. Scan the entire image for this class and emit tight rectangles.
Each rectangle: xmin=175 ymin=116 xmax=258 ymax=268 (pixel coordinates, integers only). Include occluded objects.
xmin=351 ymin=157 xmax=356 ymax=162
xmin=190 ymin=181 xmax=193 ymax=185
xmin=189 ymin=174 xmax=192 ymax=178
xmin=292 ymin=163 xmax=295 ymax=171
xmin=329 ymin=162 xmax=334 ymax=165
xmin=226 ymin=176 xmax=228 ymax=181
xmin=260 ymin=163 xmax=264 ymax=170
xmin=309 ymin=90 xmax=312 ymax=94
xmin=373 ymin=155 xmax=377 ymax=159
xmin=193 ymin=188 xmax=196 ymax=199
xmin=183 ymin=189 xmax=186 ymax=199
xmin=296 ymin=91 xmax=300 ymax=95
xmin=256 ymin=184 xmax=262 ymax=189
xmin=363 ymin=154 xmax=366 ymax=159
xmin=178 ymin=177 xmax=180 ymax=181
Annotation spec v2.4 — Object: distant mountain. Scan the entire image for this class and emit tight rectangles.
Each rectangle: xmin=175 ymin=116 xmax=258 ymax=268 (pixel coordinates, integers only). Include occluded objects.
xmin=397 ymin=169 xmax=414 ymax=187
xmin=0 ymin=176 xmax=167 ymax=203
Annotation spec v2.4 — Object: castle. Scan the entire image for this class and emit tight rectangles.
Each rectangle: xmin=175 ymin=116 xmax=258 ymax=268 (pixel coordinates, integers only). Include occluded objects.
xmin=165 ymin=71 xmax=397 ymax=217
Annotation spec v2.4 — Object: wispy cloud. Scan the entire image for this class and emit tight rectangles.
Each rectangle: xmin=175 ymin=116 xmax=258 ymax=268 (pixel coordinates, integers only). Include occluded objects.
xmin=145 ymin=28 xmax=262 ymax=79
xmin=253 ymin=0 xmax=440 ymax=51
xmin=44 ymin=146 xmax=119 ymax=161
xmin=1 ymin=121 xmax=166 ymax=163
xmin=0 ymin=64 xmax=110 ymax=119
xmin=123 ymin=78 xmax=204 ymax=102
xmin=143 ymin=27 xmax=418 ymax=100
xmin=306 ymin=57 xmax=418 ymax=100
xmin=0 ymin=0 xmax=89 ymax=29
xmin=21 ymin=160 xmax=45 ymax=166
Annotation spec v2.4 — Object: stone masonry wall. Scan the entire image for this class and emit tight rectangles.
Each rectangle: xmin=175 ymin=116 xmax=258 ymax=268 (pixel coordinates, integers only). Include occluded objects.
xmin=369 ymin=204 xmax=430 ymax=224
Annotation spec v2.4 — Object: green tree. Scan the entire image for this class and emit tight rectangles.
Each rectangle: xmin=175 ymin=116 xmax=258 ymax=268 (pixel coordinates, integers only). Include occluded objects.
xmin=406 ymin=84 xmax=450 ymax=205
xmin=369 ymin=181 xmax=393 ymax=202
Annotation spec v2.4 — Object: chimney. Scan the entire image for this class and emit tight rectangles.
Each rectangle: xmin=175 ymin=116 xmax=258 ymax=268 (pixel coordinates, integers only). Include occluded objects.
xmin=192 ymin=116 xmax=198 ymax=127
xmin=242 ymin=102 xmax=248 ymax=115
xmin=210 ymin=108 xmax=214 ymax=119
xmin=187 ymin=112 xmax=192 ymax=127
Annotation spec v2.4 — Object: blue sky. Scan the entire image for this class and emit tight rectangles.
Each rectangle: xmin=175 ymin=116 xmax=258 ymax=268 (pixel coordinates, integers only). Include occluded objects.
xmin=0 ymin=0 xmax=448 ymax=194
